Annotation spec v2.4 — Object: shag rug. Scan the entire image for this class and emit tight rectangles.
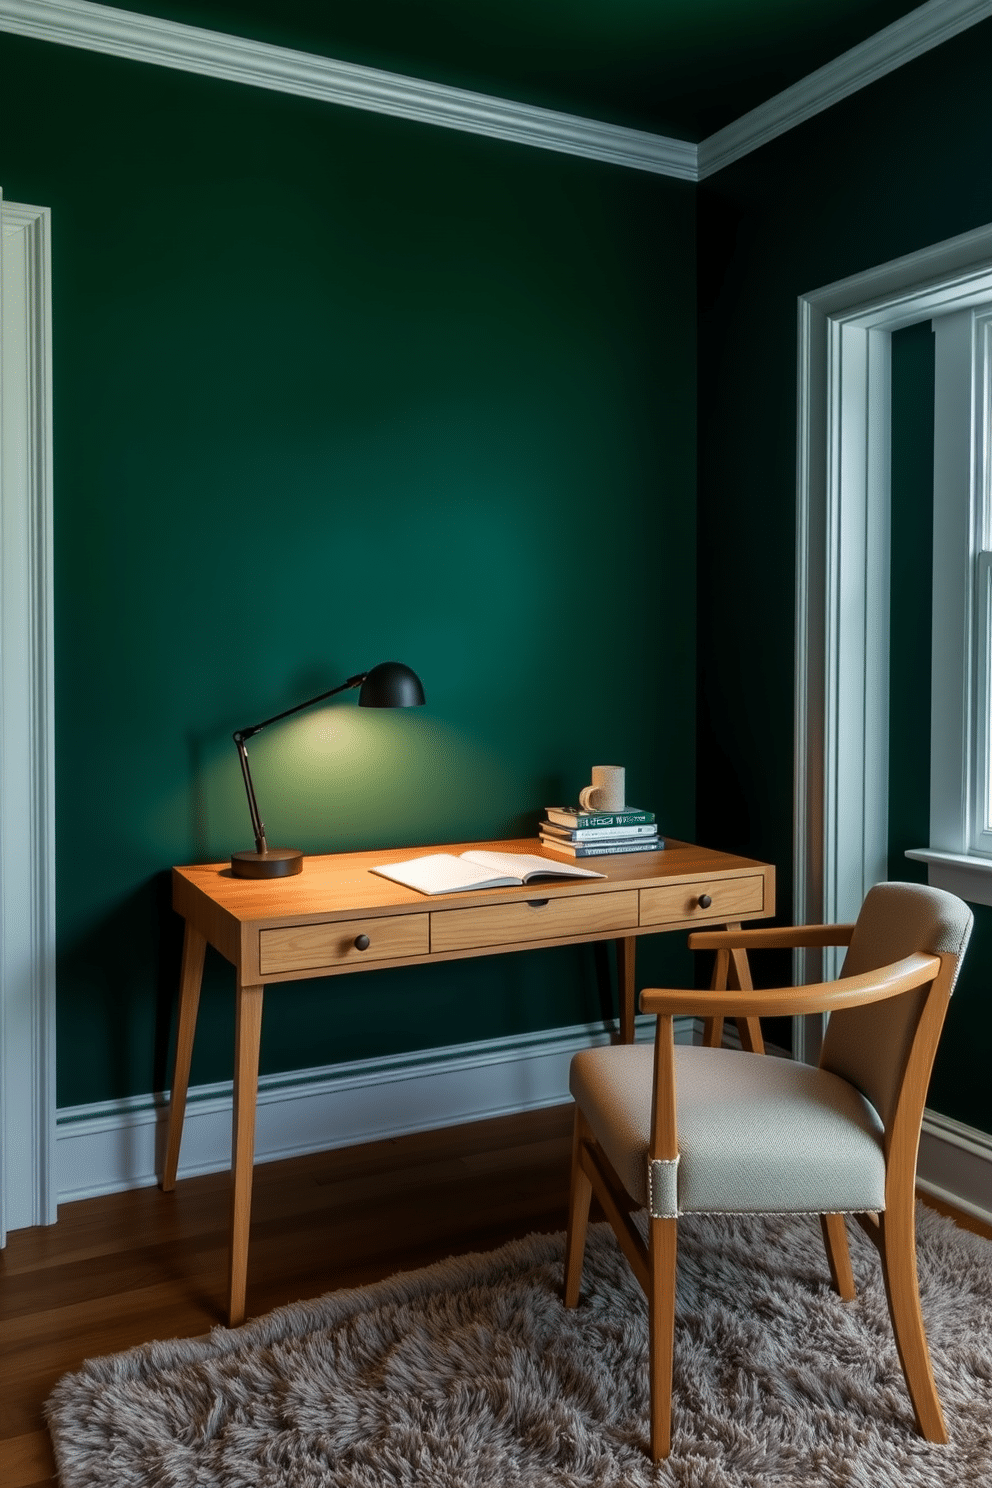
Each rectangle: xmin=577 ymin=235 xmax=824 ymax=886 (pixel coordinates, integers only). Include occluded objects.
xmin=46 ymin=1206 xmax=992 ymax=1487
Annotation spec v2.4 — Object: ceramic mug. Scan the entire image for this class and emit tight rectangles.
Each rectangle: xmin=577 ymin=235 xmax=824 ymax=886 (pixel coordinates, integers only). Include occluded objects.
xmin=579 ymin=765 xmax=625 ymax=813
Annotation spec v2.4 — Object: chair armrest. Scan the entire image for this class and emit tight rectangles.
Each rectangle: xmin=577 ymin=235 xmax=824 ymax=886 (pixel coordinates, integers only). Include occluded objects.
xmin=687 ymin=923 xmax=856 ymax=952
xmin=639 ymin=951 xmax=940 ymax=1019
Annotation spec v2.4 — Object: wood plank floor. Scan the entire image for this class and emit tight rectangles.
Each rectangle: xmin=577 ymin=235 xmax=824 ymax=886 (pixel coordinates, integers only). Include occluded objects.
xmin=2 ymin=1103 xmax=989 ymax=1488
xmin=0 ymin=1105 xmax=575 ymax=1488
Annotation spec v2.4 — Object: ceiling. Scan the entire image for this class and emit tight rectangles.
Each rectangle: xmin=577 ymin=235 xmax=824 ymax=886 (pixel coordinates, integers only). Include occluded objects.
xmin=111 ymin=0 xmax=934 ymax=141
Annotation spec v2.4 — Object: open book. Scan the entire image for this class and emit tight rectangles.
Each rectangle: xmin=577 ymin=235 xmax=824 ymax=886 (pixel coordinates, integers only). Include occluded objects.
xmin=371 ymin=849 xmax=605 ymax=896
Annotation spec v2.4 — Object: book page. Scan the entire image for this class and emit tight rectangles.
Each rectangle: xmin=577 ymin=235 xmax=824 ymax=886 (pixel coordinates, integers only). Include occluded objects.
xmin=460 ymin=850 xmax=603 ymax=881
xmin=370 ymin=854 xmax=520 ymax=895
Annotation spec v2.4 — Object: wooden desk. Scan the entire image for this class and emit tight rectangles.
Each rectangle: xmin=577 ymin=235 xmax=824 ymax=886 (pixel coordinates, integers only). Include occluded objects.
xmin=162 ymin=836 xmax=774 ymax=1324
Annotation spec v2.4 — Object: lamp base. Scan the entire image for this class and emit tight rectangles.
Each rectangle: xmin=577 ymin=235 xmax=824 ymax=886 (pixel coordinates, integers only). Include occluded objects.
xmin=231 ymin=847 xmax=304 ymax=879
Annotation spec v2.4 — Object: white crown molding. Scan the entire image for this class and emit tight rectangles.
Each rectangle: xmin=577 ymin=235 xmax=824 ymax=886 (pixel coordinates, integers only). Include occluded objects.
xmin=4 ymin=0 xmax=990 ymax=184
xmin=0 ymin=0 xmax=697 ymax=180
xmin=3 ymin=0 xmax=992 ymax=185
xmin=698 ymin=0 xmax=992 ymax=179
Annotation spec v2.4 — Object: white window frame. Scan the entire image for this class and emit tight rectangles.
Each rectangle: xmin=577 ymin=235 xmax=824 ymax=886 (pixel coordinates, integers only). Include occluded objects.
xmin=970 ymin=317 xmax=992 ymax=855
xmin=906 ymin=307 xmax=992 ymax=897
xmin=975 ymin=549 xmax=992 ymax=853
xmin=796 ymin=224 xmax=992 ymax=1063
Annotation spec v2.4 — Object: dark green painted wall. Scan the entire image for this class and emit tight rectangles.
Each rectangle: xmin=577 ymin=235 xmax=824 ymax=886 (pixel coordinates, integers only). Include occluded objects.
xmin=2 ymin=35 xmax=697 ymax=1107
xmin=5 ymin=13 xmax=990 ymax=1138
xmin=888 ymin=321 xmax=934 ymax=889
xmin=697 ymin=20 xmax=992 ymax=1134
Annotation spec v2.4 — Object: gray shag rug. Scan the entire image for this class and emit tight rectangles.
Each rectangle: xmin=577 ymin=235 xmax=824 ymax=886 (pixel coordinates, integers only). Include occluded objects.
xmin=46 ymin=1206 xmax=992 ymax=1487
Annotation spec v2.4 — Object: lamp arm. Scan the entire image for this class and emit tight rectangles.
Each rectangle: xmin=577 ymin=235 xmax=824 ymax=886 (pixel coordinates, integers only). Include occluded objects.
xmin=234 ymin=672 xmax=367 ymax=742
xmin=231 ymin=672 xmax=368 ymax=859
xmin=234 ymin=733 xmax=268 ymax=856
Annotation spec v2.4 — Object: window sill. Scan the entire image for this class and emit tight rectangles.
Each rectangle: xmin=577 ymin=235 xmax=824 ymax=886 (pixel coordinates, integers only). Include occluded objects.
xmin=905 ymin=848 xmax=992 ymax=907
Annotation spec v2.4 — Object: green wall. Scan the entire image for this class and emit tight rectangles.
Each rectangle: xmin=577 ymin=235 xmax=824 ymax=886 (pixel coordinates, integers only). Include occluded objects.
xmin=6 ymin=12 xmax=990 ymax=1138
xmin=888 ymin=321 xmax=934 ymax=889
xmin=697 ymin=20 xmax=992 ymax=1134
xmin=2 ymin=34 xmax=697 ymax=1107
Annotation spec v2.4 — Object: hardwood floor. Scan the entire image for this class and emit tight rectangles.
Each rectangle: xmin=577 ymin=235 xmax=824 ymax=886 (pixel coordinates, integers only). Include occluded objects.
xmin=2 ymin=1102 xmax=988 ymax=1488
xmin=0 ymin=1105 xmax=575 ymax=1488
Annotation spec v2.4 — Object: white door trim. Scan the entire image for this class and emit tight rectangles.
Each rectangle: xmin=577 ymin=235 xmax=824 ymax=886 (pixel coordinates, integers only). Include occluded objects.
xmin=794 ymin=222 xmax=992 ymax=1060
xmin=0 ymin=196 xmax=56 ymax=1242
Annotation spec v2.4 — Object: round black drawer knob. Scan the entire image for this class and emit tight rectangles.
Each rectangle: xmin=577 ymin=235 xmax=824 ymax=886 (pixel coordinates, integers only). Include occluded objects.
xmin=697 ymin=894 xmax=713 ymax=909
xmin=354 ymin=934 xmax=371 ymax=951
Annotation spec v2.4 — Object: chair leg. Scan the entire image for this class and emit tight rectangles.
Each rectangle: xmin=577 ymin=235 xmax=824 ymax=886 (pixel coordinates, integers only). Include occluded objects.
xmin=647 ymin=1215 xmax=678 ymax=1461
xmin=564 ymin=1108 xmax=593 ymax=1307
xmin=877 ymin=1203 xmax=948 ymax=1442
xmin=820 ymin=1212 xmax=856 ymax=1300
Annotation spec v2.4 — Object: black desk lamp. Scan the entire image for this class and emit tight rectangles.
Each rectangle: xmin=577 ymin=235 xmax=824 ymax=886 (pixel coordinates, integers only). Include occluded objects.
xmin=231 ymin=660 xmax=425 ymax=879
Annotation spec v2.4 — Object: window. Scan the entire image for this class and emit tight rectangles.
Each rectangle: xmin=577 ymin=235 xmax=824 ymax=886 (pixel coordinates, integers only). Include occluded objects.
xmin=907 ymin=306 xmax=992 ymax=900
xmin=796 ymin=229 xmax=992 ymax=1049
xmin=974 ymin=548 xmax=992 ymax=856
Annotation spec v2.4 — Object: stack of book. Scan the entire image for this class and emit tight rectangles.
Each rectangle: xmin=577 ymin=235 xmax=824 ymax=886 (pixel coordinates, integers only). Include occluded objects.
xmin=538 ymin=804 xmax=663 ymax=857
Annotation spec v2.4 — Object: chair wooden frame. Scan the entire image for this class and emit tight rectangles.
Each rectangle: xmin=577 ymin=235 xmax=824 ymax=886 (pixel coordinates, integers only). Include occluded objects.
xmin=564 ymin=919 xmax=959 ymax=1461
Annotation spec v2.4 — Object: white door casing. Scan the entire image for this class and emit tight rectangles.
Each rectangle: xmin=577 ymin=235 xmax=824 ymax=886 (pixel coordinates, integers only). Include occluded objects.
xmin=0 ymin=195 xmax=56 ymax=1243
xmin=795 ymin=222 xmax=992 ymax=1061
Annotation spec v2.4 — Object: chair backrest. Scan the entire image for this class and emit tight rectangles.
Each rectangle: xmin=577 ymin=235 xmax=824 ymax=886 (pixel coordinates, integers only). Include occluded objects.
xmin=819 ymin=881 xmax=973 ymax=1127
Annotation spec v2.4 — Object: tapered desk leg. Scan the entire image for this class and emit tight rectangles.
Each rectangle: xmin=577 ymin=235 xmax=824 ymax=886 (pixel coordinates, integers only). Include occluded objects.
xmin=701 ymin=922 xmax=764 ymax=1053
xmin=728 ymin=926 xmax=764 ymax=1054
xmin=701 ymin=945 xmax=728 ymax=1048
xmin=161 ymin=922 xmax=207 ymax=1192
xmin=616 ymin=936 xmax=637 ymax=1044
xmin=228 ymin=978 xmax=264 ymax=1328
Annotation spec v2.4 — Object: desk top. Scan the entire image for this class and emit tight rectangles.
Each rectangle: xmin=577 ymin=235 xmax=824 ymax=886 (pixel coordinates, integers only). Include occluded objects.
xmin=173 ymin=837 xmax=775 ymax=983
xmin=173 ymin=835 xmax=772 ymax=927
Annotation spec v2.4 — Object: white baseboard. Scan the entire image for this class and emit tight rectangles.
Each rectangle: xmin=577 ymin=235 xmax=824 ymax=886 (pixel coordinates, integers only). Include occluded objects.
xmin=918 ymin=1109 xmax=992 ymax=1228
xmin=53 ymin=1016 xmax=672 ymax=1207
xmin=53 ymin=1020 xmax=992 ymax=1234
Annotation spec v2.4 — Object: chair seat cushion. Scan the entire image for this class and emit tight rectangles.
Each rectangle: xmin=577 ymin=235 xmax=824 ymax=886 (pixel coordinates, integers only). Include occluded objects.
xmin=569 ymin=1044 xmax=886 ymax=1217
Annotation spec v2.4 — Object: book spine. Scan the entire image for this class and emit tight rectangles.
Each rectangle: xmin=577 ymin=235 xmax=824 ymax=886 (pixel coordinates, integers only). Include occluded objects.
xmin=540 ymin=836 xmax=664 ymax=857
xmin=544 ymin=809 xmax=655 ymax=829
xmin=542 ymin=822 xmax=657 ymax=841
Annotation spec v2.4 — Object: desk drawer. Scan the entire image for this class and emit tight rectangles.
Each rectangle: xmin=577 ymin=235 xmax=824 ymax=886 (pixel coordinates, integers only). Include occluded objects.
xmin=640 ymin=874 xmax=765 ymax=927
xmin=259 ymin=913 xmax=430 ymax=974
xmin=431 ymin=890 xmax=639 ymax=955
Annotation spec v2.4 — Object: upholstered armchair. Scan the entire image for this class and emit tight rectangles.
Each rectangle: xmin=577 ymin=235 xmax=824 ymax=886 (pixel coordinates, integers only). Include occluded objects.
xmin=563 ymin=881 xmax=973 ymax=1460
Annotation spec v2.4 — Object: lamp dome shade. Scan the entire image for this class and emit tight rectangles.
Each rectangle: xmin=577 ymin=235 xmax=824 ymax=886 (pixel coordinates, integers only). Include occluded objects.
xmin=358 ymin=661 xmax=426 ymax=708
